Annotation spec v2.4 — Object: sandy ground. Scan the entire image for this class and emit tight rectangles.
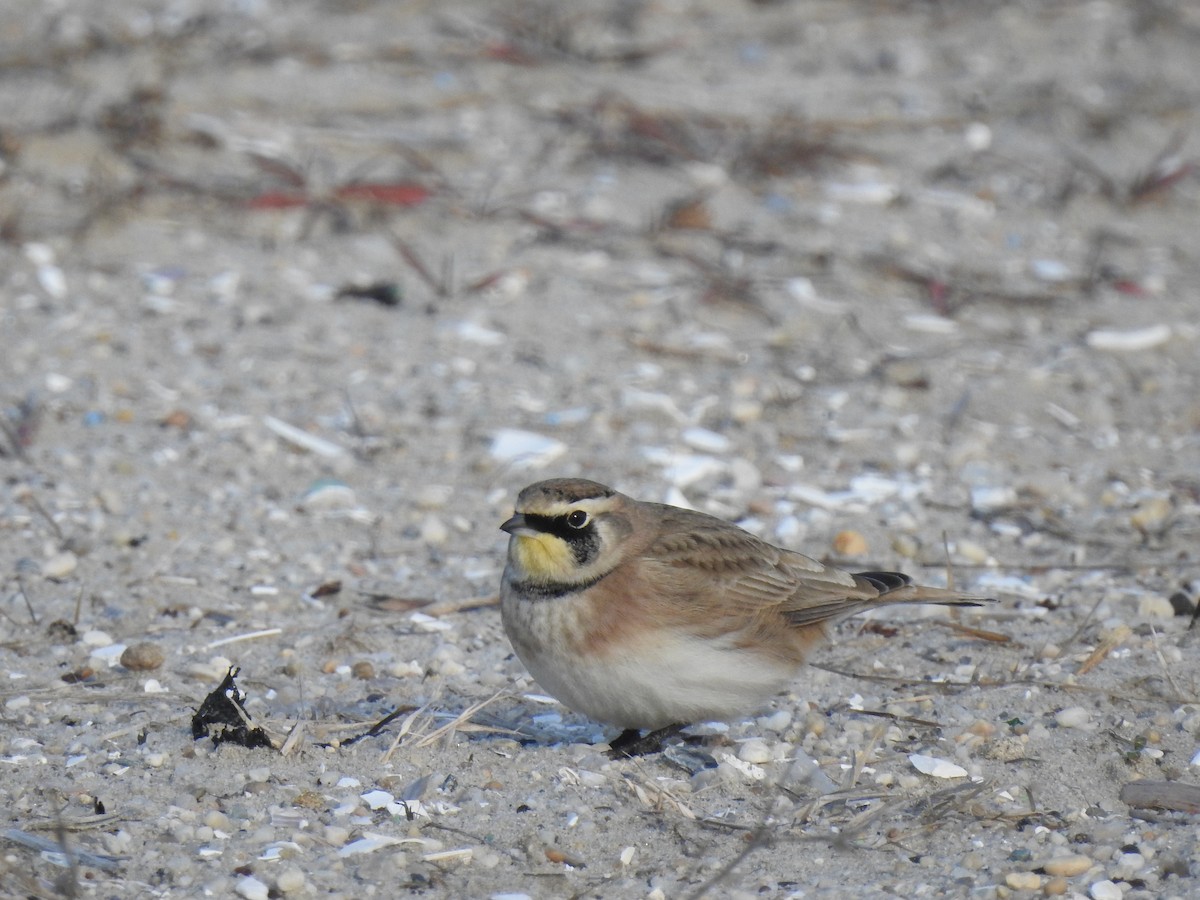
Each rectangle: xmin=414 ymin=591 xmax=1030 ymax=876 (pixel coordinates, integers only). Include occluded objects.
xmin=2 ymin=1 xmax=1200 ymax=897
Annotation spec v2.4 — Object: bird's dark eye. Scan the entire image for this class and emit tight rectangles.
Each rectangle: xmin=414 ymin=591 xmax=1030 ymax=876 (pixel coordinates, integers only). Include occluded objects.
xmin=565 ymin=510 xmax=589 ymax=529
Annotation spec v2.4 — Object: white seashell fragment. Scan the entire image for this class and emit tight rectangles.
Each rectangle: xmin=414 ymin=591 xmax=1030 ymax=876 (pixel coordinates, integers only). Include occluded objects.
xmin=360 ymin=790 xmax=394 ymax=810
xmin=970 ymin=485 xmax=1017 ymax=513
xmin=456 ymin=321 xmax=506 ymax=346
xmin=338 ymin=833 xmax=404 ymax=856
xmin=37 ymin=265 xmax=68 ymax=299
xmin=299 ymin=480 xmax=357 ymax=510
xmin=620 ymin=389 xmax=688 ymax=423
xmin=719 ymin=752 xmax=766 ymax=781
xmin=660 ymin=454 xmax=725 ymax=488
xmin=904 ymin=313 xmax=960 ymax=335
xmin=824 ymin=181 xmax=899 ymax=205
xmin=1086 ymin=324 xmax=1171 ymax=352
xmin=263 ymin=416 xmax=348 ymax=458
xmin=681 ymin=426 xmax=731 ymax=454
xmin=1030 ymin=258 xmax=1071 ymax=282
xmin=422 ymin=847 xmax=473 ymax=863
xmin=489 ymin=429 xmax=566 ymax=470
xmin=909 ymin=754 xmax=968 ymax=778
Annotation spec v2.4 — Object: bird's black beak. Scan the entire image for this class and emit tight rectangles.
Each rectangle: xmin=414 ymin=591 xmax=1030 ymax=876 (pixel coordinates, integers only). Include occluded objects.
xmin=500 ymin=513 xmax=535 ymax=536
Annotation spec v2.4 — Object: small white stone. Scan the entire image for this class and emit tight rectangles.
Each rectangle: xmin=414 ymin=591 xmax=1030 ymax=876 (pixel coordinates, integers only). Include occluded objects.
xmin=1089 ymin=880 xmax=1122 ymax=900
xmin=681 ymin=161 xmax=727 ymax=189
xmin=299 ymin=480 xmax=357 ymax=510
xmin=420 ymin=515 xmax=449 ymax=547
xmin=37 ymin=265 xmax=68 ymax=299
xmin=42 ymin=551 xmax=78 ymax=579
xmin=681 ymin=426 xmax=731 ymax=454
xmin=81 ymin=630 xmax=113 ymax=647
xmin=1116 ymin=852 xmax=1145 ymax=876
xmin=23 ymin=242 xmax=56 ymax=265
xmin=904 ymin=313 xmax=959 ymax=335
xmin=964 ymin=122 xmax=992 ymax=151
xmin=489 ymin=429 xmax=566 ymax=470
xmin=970 ymin=485 xmax=1017 ymax=513
xmin=737 ymin=739 xmax=773 ymax=765
xmin=1054 ymin=707 xmax=1091 ymax=729
xmin=275 ymin=867 xmax=306 ymax=893
xmin=45 ymin=372 xmax=73 ymax=393
xmin=235 ymin=875 xmax=269 ymax=900
xmin=955 ymin=539 xmax=991 ymax=565
xmin=1136 ymin=594 xmax=1174 ymax=618
xmin=1030 ymin=259 xmax=1071 ymax=282
xmin=1004 ymin=872 xmax=1041 ymax=891
xmin=1086 ymin=324 xmax=1171 ymax=352
xmin=757 ymin=709 xmax=792 ymax=732
xmin=456 ymin=320 xmax=505 ymax=346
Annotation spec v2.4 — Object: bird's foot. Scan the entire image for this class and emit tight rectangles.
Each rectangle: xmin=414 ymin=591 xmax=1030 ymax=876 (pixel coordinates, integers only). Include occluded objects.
xmin=606 ymin=724 xmax=685 ymax=758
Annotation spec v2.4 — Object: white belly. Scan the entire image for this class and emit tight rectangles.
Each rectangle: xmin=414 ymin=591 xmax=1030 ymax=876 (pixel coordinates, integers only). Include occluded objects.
xmin=503 ymin=593 xmax=797 ymax=729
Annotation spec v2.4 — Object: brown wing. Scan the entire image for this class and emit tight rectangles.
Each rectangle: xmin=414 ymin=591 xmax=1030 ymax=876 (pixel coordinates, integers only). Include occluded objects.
xmin=639 ymin=505 xmax=985 ymax=629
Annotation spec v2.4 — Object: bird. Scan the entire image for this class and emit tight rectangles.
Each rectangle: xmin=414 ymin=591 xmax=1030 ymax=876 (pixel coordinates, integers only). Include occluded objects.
xmin=499 ymin=478 xmax=992 ymax=755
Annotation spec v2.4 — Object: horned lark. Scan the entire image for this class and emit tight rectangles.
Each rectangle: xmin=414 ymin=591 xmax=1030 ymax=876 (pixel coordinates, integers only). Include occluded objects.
xmin=500 ymin=478 xmax=990 ymax=752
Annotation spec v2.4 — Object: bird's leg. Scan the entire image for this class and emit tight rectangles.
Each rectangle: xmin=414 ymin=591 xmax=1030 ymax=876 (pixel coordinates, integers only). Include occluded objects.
xmin=606 ymin=724 xmax=685 ymax=758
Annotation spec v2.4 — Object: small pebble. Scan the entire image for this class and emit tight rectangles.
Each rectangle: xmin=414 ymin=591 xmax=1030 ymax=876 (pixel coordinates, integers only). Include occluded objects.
xmin=737 ymin=739 xmax=772 ymax=765
xmin=681 ymin=426 xmax=731 ymax=454
xmin=234 ymin=876 xmax=269 ymax=900
xmin=1136 ymin=594 xmax=1174 ymax=619
xmin=351 ymin=660 xmax=375 ymax=680
xmin=1043 ymin=875 xmax=1068 ymax=895
xmin=420 ymin=515 xmax=449 ymax=546
xmin=970 ymin=485 xmax=1017 ymax=513
xmin=490 ymin=429 xmax=566 ymax=469
xmin=955 ymin=539 xmax=991 ymax=564
xmin=1088 ymin=880 xmax=1122 ymax=900
xmin=1054 ymin=707 xmax=1091 ymax=729
xmin=1086 ymin=324 xmax=1171 ymax=352
xmin=831 ymin=530 xmax=868 ymax=557
xmin=275 ymin=868 xmax=306 ymax=893
xmin=42 ymin=551 xmax=79 ymax=579
xmin=121 ymin=642 xmax=165 ymax=671
xmin=299 ymin=479 xmax=357 ymax=510
xmin=1005 ymin=872 xmax=1042 ymax=890
xmin=1043 ymin=854 xmax=1092 ymax=877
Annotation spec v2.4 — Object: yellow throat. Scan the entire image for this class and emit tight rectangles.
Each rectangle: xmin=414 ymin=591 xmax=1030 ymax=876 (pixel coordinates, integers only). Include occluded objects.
xmin=511 ymin=532 xmax=575 ymax=582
